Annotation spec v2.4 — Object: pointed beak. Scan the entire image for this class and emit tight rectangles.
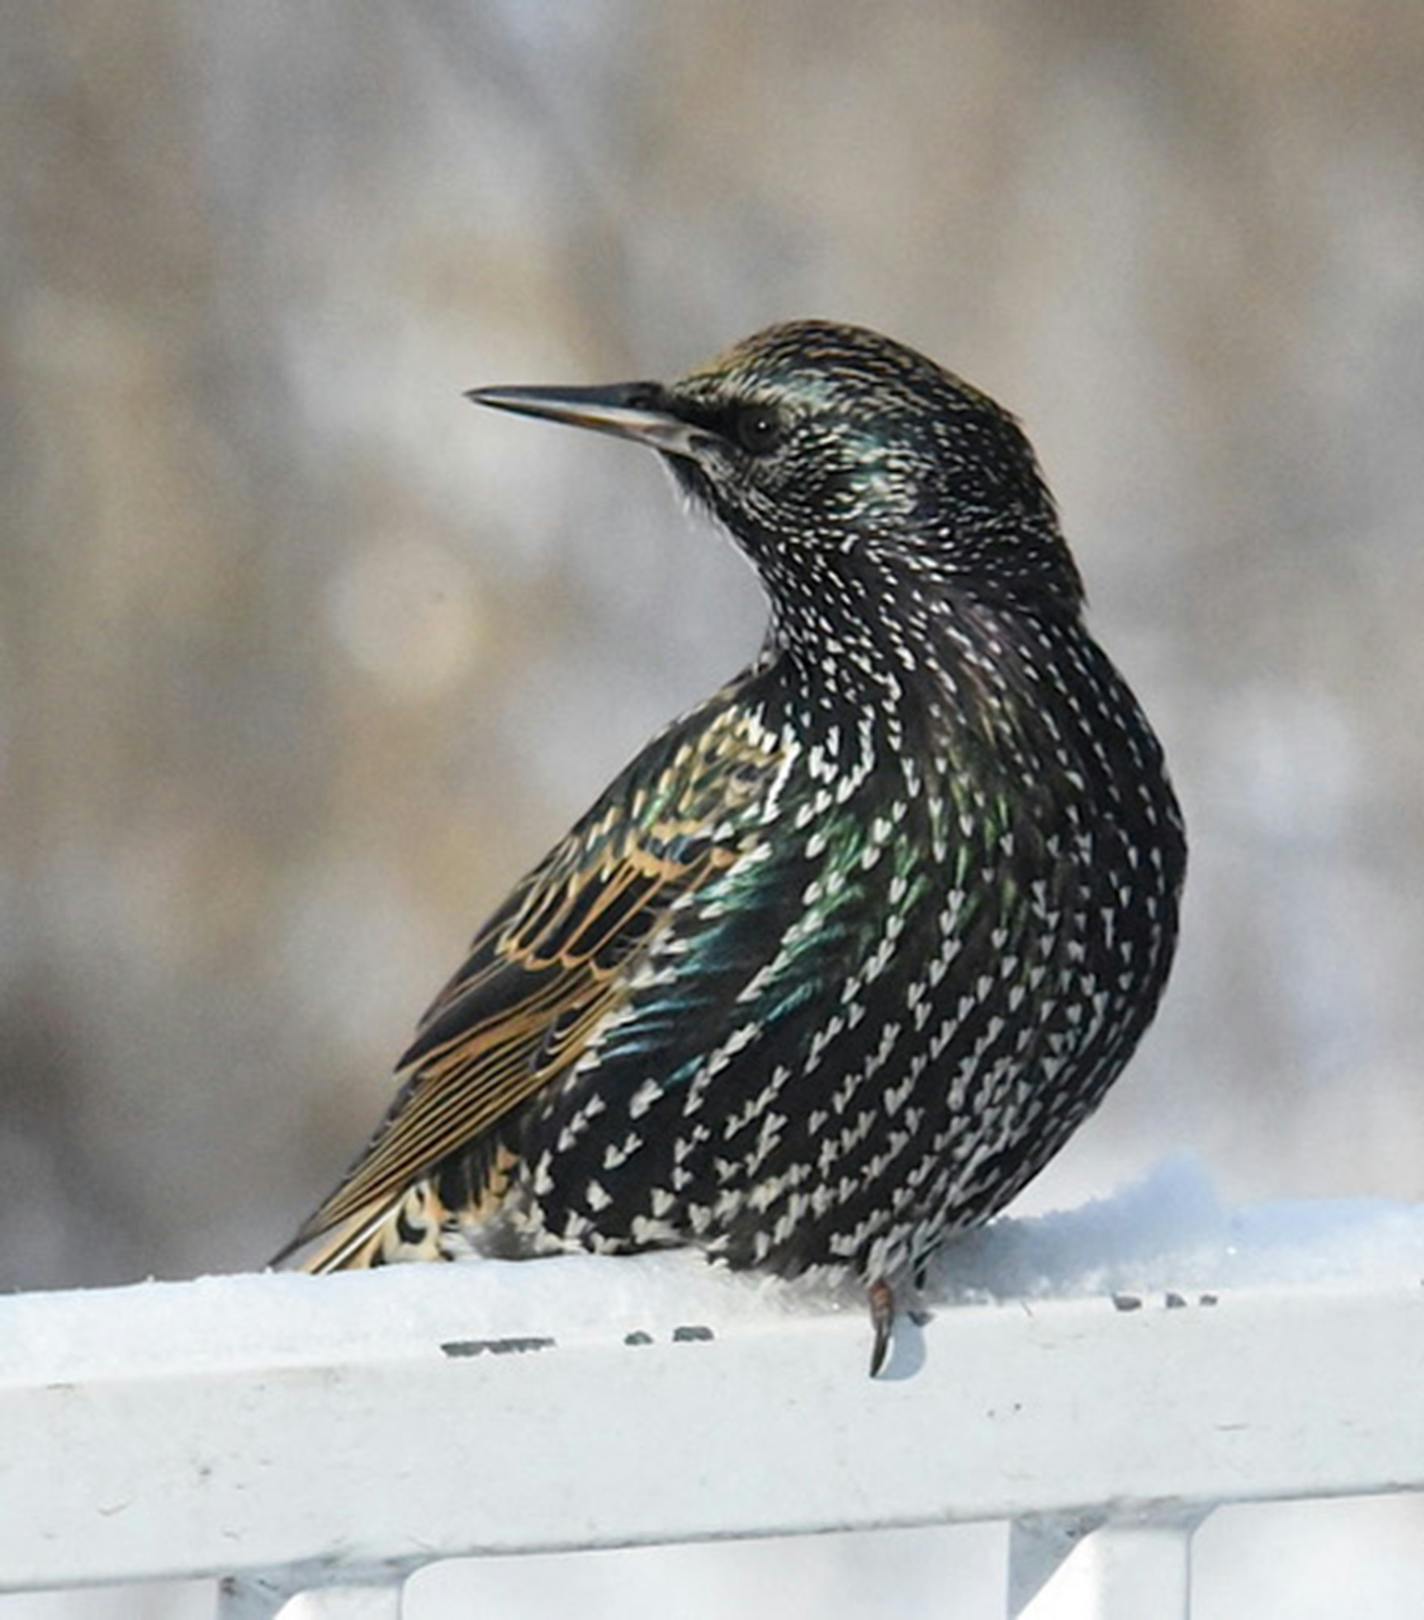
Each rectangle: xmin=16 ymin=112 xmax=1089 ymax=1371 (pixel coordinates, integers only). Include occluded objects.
xmin=466 ymin=381 xmax=710 ymax=460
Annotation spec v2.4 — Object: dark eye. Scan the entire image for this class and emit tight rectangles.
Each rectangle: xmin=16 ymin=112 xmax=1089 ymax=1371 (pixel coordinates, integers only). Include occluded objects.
xmin=735 ymin=403 xmax=783 ymax=455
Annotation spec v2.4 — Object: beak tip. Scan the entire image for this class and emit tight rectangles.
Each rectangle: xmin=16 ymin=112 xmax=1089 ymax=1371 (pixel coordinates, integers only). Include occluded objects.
xmin=458 ymin=382 xmax=704 ymax=458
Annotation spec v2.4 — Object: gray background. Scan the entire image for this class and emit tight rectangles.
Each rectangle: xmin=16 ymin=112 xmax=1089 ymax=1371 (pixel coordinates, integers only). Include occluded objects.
xmin=3 ymin=3 xmax=1422 ymax=1616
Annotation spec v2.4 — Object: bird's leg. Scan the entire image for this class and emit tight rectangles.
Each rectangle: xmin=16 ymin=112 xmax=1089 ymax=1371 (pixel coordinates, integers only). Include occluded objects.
xmin=867 ymin=1278 xmax=895 ymax=1377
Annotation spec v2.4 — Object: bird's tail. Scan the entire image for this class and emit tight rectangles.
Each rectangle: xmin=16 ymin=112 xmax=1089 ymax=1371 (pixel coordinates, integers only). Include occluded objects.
xmin=269 ymin=1179 xmax=451 ymax=1274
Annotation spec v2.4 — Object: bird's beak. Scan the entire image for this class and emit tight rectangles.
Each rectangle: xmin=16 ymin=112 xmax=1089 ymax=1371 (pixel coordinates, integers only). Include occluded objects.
xmin=466 ymin=382 xmax=709 ymax=460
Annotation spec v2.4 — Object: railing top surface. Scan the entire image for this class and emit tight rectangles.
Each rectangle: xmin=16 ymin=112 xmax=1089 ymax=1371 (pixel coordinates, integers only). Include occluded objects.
xmin=5 ymin=1157 xmax=1421 ymax=1381
xmin=3 ymin=1160 xmax=1423 ymax=1595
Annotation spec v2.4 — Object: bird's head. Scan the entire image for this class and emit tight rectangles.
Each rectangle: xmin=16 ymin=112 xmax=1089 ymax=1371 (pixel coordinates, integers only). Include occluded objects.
xmin=471 ymin=320 xmax=1083 ymax=616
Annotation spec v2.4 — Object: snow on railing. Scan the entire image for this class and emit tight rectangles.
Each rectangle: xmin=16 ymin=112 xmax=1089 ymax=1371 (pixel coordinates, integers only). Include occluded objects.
xmin=2 ymin=1160 xmax=1422 ymax=1619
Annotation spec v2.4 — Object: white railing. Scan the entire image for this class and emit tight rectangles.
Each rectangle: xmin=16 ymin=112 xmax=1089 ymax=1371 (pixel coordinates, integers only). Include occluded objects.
xmin=2 ymin=1161 xmax=1421 ymax=1619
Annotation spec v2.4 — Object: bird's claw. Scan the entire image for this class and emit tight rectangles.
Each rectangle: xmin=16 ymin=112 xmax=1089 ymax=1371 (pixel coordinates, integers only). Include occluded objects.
xmin=868 ymin=1278 xmax=895 ymax=1377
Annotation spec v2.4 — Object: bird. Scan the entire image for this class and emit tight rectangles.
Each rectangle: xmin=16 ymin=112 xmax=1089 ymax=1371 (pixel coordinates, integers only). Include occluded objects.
xmin=273 ymin=320 xmax=1186 ymax=1375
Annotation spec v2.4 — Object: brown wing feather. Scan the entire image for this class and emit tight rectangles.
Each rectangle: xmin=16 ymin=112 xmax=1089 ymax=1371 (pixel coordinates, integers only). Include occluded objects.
xmin=273 ymin=695 xmax=786 ymax=1268
xmin=280 ymin=814 xmax=742 ymax=1255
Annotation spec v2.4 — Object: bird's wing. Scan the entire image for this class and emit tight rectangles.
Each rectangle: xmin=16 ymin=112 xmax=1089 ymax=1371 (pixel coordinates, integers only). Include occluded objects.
xmin=279 ymin=698 xmax=783 ymax=1257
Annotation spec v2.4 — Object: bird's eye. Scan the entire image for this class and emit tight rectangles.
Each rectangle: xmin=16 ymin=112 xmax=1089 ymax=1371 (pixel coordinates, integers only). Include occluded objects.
xmin=735 ymin=404 xmax=784 ymax=455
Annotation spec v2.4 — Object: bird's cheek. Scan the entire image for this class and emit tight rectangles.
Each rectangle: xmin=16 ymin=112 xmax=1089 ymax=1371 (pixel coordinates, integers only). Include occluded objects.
xmin=693 ymin=446 xmax=749 ymax=494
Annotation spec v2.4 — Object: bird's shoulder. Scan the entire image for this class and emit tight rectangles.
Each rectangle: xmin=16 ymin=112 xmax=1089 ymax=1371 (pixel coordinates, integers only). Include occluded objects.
xmin=404 ymin=666 xmax=793 ymax=1058
xmin=286 ymin=670 xmax=798 ymax=1247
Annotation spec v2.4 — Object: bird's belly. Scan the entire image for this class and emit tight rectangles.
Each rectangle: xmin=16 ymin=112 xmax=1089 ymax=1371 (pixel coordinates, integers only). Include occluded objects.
xmin=458 ymin=863 xmax=1173 ymax=1284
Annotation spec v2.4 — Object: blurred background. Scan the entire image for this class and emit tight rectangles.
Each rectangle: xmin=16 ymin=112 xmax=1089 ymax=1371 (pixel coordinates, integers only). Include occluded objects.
xmin=3 ymin=1 xmax=1422 ymax=1616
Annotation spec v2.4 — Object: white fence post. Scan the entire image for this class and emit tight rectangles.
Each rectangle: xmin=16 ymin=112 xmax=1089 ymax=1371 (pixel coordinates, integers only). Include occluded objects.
xmin=217 ymin=1574 xmax=299 ymax=1619
xmin=286 ymin=1586 xmax=403 ymax=1619
xmin=1009 ymin=1513 xmax=1207 ymax=1619
xmin=217 ymin=1574 xmax=290 ymax=1619
xmin=218 ymin=1577 xmax=403 ymax=1619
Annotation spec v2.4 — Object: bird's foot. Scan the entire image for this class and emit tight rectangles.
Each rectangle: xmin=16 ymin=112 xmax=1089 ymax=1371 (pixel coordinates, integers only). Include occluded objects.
xmin=867 ymin=1278 xmax=895 ymax=1377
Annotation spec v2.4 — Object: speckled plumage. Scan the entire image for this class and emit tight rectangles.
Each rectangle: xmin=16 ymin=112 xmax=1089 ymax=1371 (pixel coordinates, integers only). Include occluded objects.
xmin=275 ymin=321 xmax=1186 ymax=1372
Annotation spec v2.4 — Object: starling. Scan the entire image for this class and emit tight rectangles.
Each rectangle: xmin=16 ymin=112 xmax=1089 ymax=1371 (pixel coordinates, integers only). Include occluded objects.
xmin=274 ymin=321 xmax=1186 ymax=1375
